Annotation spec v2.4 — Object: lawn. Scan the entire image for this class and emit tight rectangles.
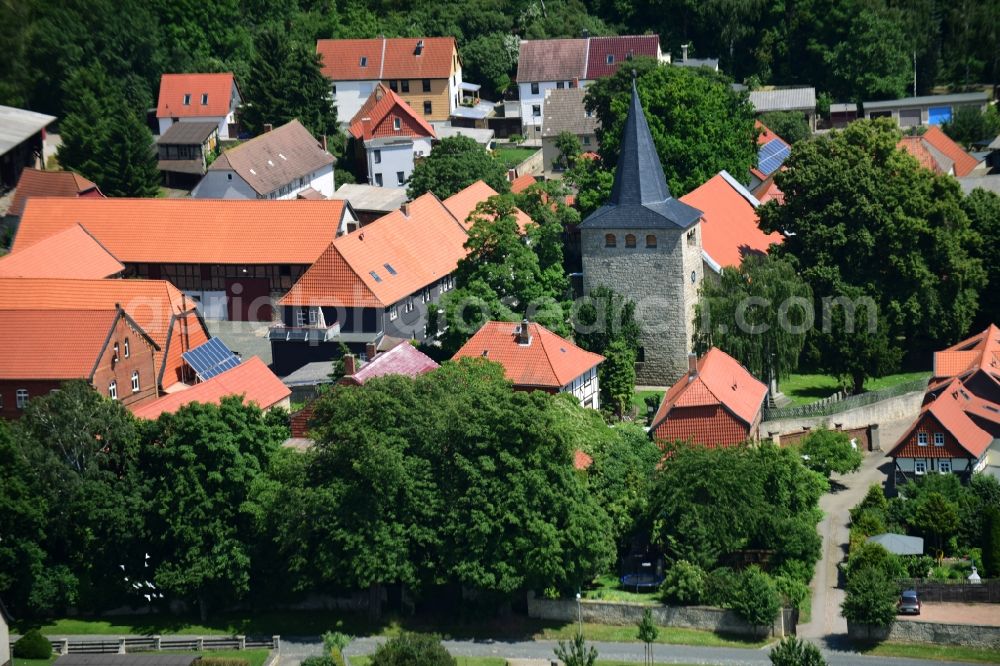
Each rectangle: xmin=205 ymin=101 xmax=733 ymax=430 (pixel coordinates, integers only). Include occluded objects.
xmin=13 ymin=659 xmax=56 ymax=666
xmin=582 ymin=574 xmax=659 ymax=605
xmin=13 ymin=650 xmax=268 ymax=666
xmin=780 ymin=371 xmax=930 ymax=406
xmin=537 ymin=623 xmax=768 ymax=648
xmin=862 ymin=642 xmax=1000 ymax=663
xmin=494 ymin=146 xmax=538 ymax=170
xmin=350 ymin=658 xmax=504 ymax=666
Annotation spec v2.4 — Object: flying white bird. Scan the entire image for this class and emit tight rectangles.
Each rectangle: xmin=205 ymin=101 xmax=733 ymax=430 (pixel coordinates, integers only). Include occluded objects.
xmin=144 ymin=594 xmax=151 ymax=602
xmin=119 ymin=564 xmax=126 ymax=571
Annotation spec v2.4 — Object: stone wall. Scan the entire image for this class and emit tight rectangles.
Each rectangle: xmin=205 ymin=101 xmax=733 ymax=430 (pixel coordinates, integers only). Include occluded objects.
xmin=849 ymin=619 xmax=1000 ymax=649
xmin=527 ymin=593 xmax=795 ymax=638
xmin=762 ymin=389 xmax=925 ymax=449
xmin=512 ymin=147 xmax=544 ymax=177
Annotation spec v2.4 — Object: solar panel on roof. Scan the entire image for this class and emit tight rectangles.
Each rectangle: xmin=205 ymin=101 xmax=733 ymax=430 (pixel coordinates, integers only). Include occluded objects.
xmin=384 ymin=263 xmax=397 ymax=275
xmin=758 ymin=139 xmax=791 ymax=176
xmin=369 ymin=270 xmax=382 ymax=282
xmin=182 ymin=337 xmax=242 ymax=381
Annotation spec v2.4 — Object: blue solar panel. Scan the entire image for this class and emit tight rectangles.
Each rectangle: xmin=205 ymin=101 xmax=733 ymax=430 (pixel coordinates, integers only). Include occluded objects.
xmin=182 ymin=337 xmax=242 ymax=380
xmin=758 ymin=139 xmax=791 ymax=176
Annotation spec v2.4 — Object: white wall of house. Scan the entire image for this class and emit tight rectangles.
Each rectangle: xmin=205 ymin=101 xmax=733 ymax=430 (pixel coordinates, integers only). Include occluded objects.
xmin=449 ymin=63 xmax=464 ymax=113
xmin=334 ymin=80 xmax=380 ymax=125
xmin=896 ymin=457 xmax=973 ymax=475
xmin=192 ymin=165 xmax=335 ymax=199
xmin=562 ymin=366 xmax=600 ymax=409
xmin=367 ymin=138 xmax=431 ymax=188
xmin=0 ymin=604 xmax=9 ymax=666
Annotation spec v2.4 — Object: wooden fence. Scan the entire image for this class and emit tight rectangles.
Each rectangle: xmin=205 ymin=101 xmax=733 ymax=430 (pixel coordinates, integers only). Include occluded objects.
xmin=898 ymin=579 xmax=1000 ymax=603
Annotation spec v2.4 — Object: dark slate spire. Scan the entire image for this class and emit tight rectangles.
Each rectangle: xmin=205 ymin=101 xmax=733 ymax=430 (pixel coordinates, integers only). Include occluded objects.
xmin=609 ymin=78 xmax=672 ymax=205
xmin=580 ymin=77 xmax=703 ymax=230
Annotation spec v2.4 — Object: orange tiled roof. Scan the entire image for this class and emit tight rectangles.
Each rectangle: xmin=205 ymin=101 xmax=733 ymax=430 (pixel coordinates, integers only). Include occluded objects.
xmin=14 ymin=198 xmax=345 ymax=265
xmin=443 ymin=180 xmax=533 ymax=233
xmin=0 ymin=309 xmax=120 ymax=380
xmin=316 ymin=37 xmax=457 ymax=81
xmin=157 ymin=73 xmax=236 ymax=119
xmin=0 ymin=277 xmax=207 ymax=387
xmin=921 ymin=126 xmax=981 ymax=177
xmin=453 ymin=321 xmax=604 ymax=388
xmin=680 ymin=172 xmax=783 ymax=269
xmin=933 ymin=324 xmax=1000 ymax=381
xmin=752 ymin=174 xmax=785 ymax=205
xmin=349 ymin=84 xmax=436 ymax=140
xmin=897 ymin=136 xmax=941 ymax=173
xmin=510 ymin=174 xmax=537 ymax=194
xmin=280 ymin=193 xmax=468 ymax=308
xmin=0 ymin=224 xmax=123 ymax=279
xmin=651 ymin=347 xmax=768 ymax=430
xmin=891 ymin=378 xmax=994 ymax=459
xmin=130 ymin=356 xmax=289 ymax=419
xmin=9 ymin=168 xmax=101 ymax=217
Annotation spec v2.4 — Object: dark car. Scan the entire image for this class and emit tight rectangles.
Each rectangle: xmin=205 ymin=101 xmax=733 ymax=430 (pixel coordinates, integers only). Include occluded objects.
xmin=898 ymin=589 xmax=921 ymax=615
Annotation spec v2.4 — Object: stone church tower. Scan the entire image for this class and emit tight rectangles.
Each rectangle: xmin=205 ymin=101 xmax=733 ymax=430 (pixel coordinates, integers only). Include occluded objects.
xmin=580 ymin=80 xmax=705 ymax=386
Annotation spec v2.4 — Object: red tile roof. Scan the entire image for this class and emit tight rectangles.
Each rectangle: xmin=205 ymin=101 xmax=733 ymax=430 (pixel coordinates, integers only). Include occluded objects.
xmin=585 ymin=35 xmax=661 ymax=79
xmin=891 ymin=378 xmax=994 ymax=460
xmin=897 ymin=136 xmax=942 ymax=173
xmin=679 ymin=172 xmax=783 ymax=269
xmin=921 ymin=126 xmax=981 ymax=177
xmin=316 ymin=37 xmax=457 ymax=81
xmin=510 ymin=174 xmax=537 ymax=194
xmin=343 ymin=342 xmax=439 ymax=385
xmin=157 ymin=73 xmax=237 ymax=119
xmin=130 ymin=356 xmax=289 ymax=419
xmin=348 ymin=84 xmax=436 ymax=140
xmin=752 ymin=174 xmax=785 ymax=205
xmin=933 ymin=324 xmax=1000 ymax=381
xmin=0 ymin=309 xmax=120 ymax=380
xmin=443 ymin=180 xmax=533 ymax=233
xmin=650 ymin=347 xmax=768 ymax=431
xmin=0 ymin=277 xmax=208 ymax=387
xmin=9 ymin=168 xmax=101 ymax=217
xmin=453 ymin=321 xmax=604 ymax=389
xmin=14 ymin=198 xmax=345 ymax=265
xmin=280 ymin=193 xmax=468 ymax=308
xmin=0 ymin=224 xmax=123 ymax=279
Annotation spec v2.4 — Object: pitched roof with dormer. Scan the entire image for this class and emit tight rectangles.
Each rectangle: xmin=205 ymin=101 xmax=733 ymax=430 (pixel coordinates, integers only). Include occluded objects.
xmin=933 ymin=324 xmax=1000 ymax=382
xmin=580 ymin=80 xmax=702 ymax=230
xmin=0 ymin=224 xmax=123 ymax=279
xmin=453 ymin=321 xmax=604 ymax=389
xmin=157 ymin=73 xmax=237 ymax=119
xmin=316 ymin=37 xmax=457 ymax=81
xmin=890 ymin=378 xmax=997 ymax=461
xmin=348 ymin=84 xmax=436 ymax=141
xmin=584 ymin=35 xmax=661 ymax=79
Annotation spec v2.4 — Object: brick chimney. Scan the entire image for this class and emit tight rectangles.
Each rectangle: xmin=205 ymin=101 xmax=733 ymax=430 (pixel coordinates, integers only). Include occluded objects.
xmin=361 ymin=117 xmax=373 ymax=141
xmin=343 ymin=354 xmax=356 ymax=376
xmin=688 ymin=353 xmax=698 ymax=378
xmin=321 ymin=134 xmax=328 ymax=151
xmin=263 ymin=123 xmax=273 ymax=133
xmin=400 ymin=203 xmax=410 ymax=217
xmin=365 ymin=342 xmax=377 ymax=359
xmin=516 ymin=318 xmax=532 ymax=346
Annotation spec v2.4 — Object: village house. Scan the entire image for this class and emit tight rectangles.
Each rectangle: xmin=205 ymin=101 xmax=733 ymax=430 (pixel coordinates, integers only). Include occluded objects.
xmin=541 ymin=87 xmax=599 ymax=177
xmin=442 ymin=179 xmax=533 ymax=232
xmin=156 ymin=72 xmax=242 ymax=139
xmin=316 ymin=37 xmax=464 ymax=123
xmin=6 ymin=168 xmax=102 ymax=220
xmin=748 ymin=121 xmax=791 ymax=191
xmin=516 ymin=35 xmax=666 ymax=139
xmin=915 ymin=125 xmax=982 ymax=177
xmin=678 ymin=170 xmax=783 ymax=275
xmin=579 ymin=80 xmax=704 ymax=385
xmin=339 ymin=341 xmax=439 ymax=386
xmin=349 ymin=84 xmax=436 ymax=188
xmin=0 ymin=105 xmax=55 ymax=190
xmin=0 ymin=224 xmax=123 ymax=279
xmin=0 ymin=277 xmax=210 ymax=391
xmin=192 ymin=120 xmax=336 ymax=199
xmin=650 ymin=348 xmax=769 ymax=447
xmin=270 ymin=191 xmax=469 ymax=375
xmin=897 ymin=135 xmax=954 ymax=175
xmin=330 ymin=183 xmax=408 ymax=228
xmin=156 ymin=121 xmax=220 ymax=188
xmin=453 ymin=320 xmax=604 ymax=409
xmin=13 ymin=198 xmax=356 ymax=321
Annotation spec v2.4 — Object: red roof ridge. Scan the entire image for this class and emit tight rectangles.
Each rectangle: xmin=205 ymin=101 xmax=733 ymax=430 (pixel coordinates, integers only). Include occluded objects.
xmin=921 ymin=125 xmax=980 ymax=177
xmin=156 ymin=72 xmax=237 ymax=119
xmin=349 ymin=84 xmax=436 ymax=140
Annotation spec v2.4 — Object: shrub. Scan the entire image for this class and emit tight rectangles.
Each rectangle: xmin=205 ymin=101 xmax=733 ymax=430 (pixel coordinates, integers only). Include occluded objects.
xmin=301 ymin=658 xmax=334 ymax=666
xmin=370 ymin=633 xmax=456 ymax=666
xmin=659 ymin=559 xmax=706 ymax=605
xmin=844 ymin=542 xmax=906 ymax=581
xmin=773 ymin=574 xmax=810 ymax=611
xmin=902 ymin=554 xmax=935 ymax=579
xmin=13 ymin=629 xmax=52 ymax=659
xmin=769 ymin=636 xmax=826 ymax=666
xmin=322 ymin=631 xmax=352 ymax=666
xmin=199 ymin=659 xmax=249 ymax=666
xmin=730 ymin=566 xmax=781 ymax=631
xmin=841 ymin=566 xmax=898 ymax=628
xmin=773 ymin=559 xmax=813 ymax=587
xmin=703 ymin=567 xmax=739 ymax=607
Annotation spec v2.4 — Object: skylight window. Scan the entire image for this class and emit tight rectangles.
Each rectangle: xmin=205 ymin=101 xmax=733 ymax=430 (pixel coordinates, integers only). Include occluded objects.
xmin=201 ymin=93 xmax=208 ymax=104
xmin=360 ymin=56 xmax=368 ymax=67
xmin=606 ymin=54 xmax=614 ymax=65
xmin=383 ymin=263 xmax=397 ymax=275
xmin=369 ymin=270 xmax=382 ymax=282
xmin=183 ymin=93 xmax=191 ymax=105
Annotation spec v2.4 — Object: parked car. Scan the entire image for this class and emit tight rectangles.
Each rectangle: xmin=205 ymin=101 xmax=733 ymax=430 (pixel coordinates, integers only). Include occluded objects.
xmin=898 ymin=589 xmax=921 ymax=615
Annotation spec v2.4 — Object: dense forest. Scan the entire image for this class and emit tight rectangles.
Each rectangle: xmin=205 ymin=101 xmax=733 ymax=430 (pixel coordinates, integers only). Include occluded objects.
xmin=1 ymin=0 xmax=997 ymax=121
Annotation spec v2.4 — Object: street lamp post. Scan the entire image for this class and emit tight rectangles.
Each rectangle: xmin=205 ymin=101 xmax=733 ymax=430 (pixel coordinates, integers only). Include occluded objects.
xmin=575 ymin=592 xmax=583 ymax=636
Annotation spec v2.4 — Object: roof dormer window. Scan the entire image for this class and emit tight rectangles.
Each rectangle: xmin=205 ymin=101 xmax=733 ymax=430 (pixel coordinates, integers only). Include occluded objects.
xmin=183 ymin=94 xmax=191 ymax=105
xmin=360 ymin=56 xmax=368 ymax=67
xmin=606 ymin=54 xmax=614 ymax=65
xmin=201 ymin=93 xmax=208 ymax=104
xmin=393 ymin=117 xmax=402 ymax=131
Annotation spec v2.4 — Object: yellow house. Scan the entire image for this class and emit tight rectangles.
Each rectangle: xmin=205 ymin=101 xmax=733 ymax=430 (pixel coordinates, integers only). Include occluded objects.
xmin=317 ymin=37 xmax=463 ymax=124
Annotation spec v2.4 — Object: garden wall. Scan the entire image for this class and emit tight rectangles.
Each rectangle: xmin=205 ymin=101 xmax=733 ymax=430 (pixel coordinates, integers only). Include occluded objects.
xmin=762 ymin=388 xmax=925 ymax=449
xmin=526 ymin=593 xmax=796 ymax=638
xmin=849 ymin=619 xmax=1000 ymax=649
xmin=512 ymin=148 xmax=543 ymax=177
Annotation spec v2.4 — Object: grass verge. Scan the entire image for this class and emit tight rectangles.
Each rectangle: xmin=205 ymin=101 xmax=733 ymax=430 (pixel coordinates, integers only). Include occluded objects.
xmin=537 ymin=622 xmax=768 ymax=648
xmin=781 ymin=371 xmax=929 ymax=406
xmin=13 ymin=651 xmax=268 ymax=666
xmin=13 ymin=659 xmax=56 ymax=666
xmin=861 ymin=642 xmax=1000 ymax=663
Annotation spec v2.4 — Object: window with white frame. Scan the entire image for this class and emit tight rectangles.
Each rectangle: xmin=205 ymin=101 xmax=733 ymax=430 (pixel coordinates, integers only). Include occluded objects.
xmin=296 ymin=309 xmax=308 ymax=326
xmin=934 ymin=432 xmax=945 ymax=446
xmin=183 ymin=94 xmax=191 ymax=105
xmin=393 ymin=117 xmax=402 ymax=131
xmin=16 ymin=389 xmax=28 ymax=409
xmin=915 ymin=460 xmax=927 ymax=475
xmin=422 ymin=287 xmax=430 ymax=303
xmin=201 ymin=93 xmax=208 ymax=105
xmin=938 ymin=460 xmax=952 ymax=473
xmin=309 ymin=307 xmax=318 ymax=325
xmin=124 ymin=338 xmax=130 ymax=358
xmin=109 ymin=381 xmax=118 ymax=401
xmin=113 ymin=342 xmax=120 ymax=362
xmin=397 ymin=171 xmax=405 ymax=185
xmin=404 ymin=298 xmax=414 ymax=314
xmin=532 ymin=104 xmax=541 ymax=117
xmin=131 ymin=371 xmax=140 ymax=393
xmin=389 ymin=305 xmax=398 ymax=321
xmin=374 ymin=149 xmax=382 ymax=164
xmin=917 ymin=432 xmax=928 ymax=446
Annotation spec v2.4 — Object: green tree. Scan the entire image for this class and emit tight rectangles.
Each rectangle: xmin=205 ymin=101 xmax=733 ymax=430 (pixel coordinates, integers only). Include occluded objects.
xmin=759 ymin=119 xmax=985 ymax=383
xmin=460 ymin=32 xmax=518 ymax=99
xmin=407 ymin=135 xmax=509 ymax=199
xmin=962 ymin=188 xmax=1000 ymax=331
xmin=565 ymin=157 xmax=614 ymax=219
xmin=769 ymin=637 xmax=825 ymax=666
xmin=370 ymin=633 xmax=455 ymax=666
xmin=844 ymin=542 xmax=907 ymax=581
xmin=141 ymin=397 xmax=287 ymax=619
xmin=841 ymin=565 xmax=898 ymax=631
xmin=758 ymin=111 xmax=811 ymax=144
xmin=943 ymin=106 xmax=1000 ymax=149
xmin=637 ymin=608 xmax=659 ymax=666
xmin=601 ymin=339 xmax=636 ymax=418
xmin=241 ymin=27 xmax=339 ymax=138
xmin=659 ymin=560 xmax=706 ymax=605
xmin=554 ymin=633 xmax=598 ymax=666
xmin=730 ymin=566 xmax=780 ymax=634
xmin=553 ymin=131 xmax=582 ymax=171
xmin=913 ymin=491 xmax=960 ymax=553
xmin=800 ymin=429 xmax=864 ymax=478
xmin=694 ymin=254 xmax=811 ymax=385
xmin=585 ymin=58 xmax=757 ymax=196
xmin=982 ymin=507 xmax=1000 ymax=578
xmin=827 ymin=7 xmax=911 ymax=104
xmin=574 ymin=286 xmax=641 ymax=358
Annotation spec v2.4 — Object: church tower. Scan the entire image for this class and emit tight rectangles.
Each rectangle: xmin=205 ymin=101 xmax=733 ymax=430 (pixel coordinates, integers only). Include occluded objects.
xmin=579 ymin=79 xmax=705 ymax=385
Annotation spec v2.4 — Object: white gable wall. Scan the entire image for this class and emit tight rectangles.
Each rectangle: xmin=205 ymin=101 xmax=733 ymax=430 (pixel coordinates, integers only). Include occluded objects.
xmin=367 ymin=138 xmax=432 ymax=188
xmin=334 ymin=80 xmax=380 ymax=126
xmin=191 ymin=170 xmax=257 ymax=198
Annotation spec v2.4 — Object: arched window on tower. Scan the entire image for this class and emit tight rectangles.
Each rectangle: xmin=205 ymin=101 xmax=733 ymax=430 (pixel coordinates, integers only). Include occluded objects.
xmin=604 ymin=233 xmax=616 ymax=248
xmin=646 ymin=234 xmax=657 ymax=248
xmin=625 ymin=234 xmax=636 ymax=248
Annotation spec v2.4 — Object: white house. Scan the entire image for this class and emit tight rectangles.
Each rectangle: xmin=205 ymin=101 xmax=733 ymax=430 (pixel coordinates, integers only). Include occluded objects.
xmin=156 ymin=73 xmax=242 ymax=139
xmin=192 ymin=120 xmax=335 ymax=199
xmin=349 ymin=84 xmax=435 ymax=188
